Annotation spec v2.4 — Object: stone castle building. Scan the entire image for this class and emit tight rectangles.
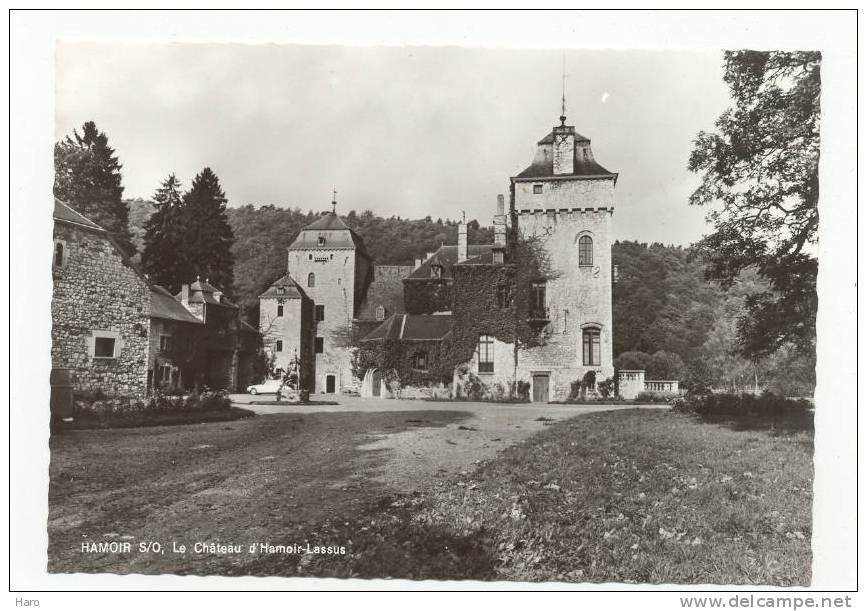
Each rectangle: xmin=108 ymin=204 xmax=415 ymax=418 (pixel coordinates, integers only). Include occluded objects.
xmin=260 ymin=205 xmax=384 ymax=394
xmin=52 ymin=199 xmax=151 ymax=397
xmin=492 ymin=113 xmax=617 ymax=400
xmin=265 ymin=111 xmax=617 ymax=401
xmin=52 ymin=198 xmax=258 ymax=399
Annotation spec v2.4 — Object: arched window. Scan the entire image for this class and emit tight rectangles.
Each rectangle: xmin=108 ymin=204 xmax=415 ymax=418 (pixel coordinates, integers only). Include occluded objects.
xmin=277 ymin=304 xmax=284 ymax=317
xmin=307 ymin=272 xmax=315 ymax=288
xmin=582 ymin=327 xmax=601 ymax=366
xmin=375 ymin=305 xmax=385 ymax=321
xmin=578 ymin=235 xmax=593 ymax=266
xmin=53 ymin=242 xmax=64 ymax=268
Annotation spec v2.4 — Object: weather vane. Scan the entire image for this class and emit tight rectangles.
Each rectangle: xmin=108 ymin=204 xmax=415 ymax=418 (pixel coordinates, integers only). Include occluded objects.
xmin=560 ymin=52 xmax=568 ymax=125
xmin=331 ymin=188 xmax=337 ymax=213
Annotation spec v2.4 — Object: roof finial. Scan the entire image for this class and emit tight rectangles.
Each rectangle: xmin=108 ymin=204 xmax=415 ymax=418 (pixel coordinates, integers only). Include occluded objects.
xmin=560 ymin=51 xmax=567 ymax=126
xmin=331 ymin=188 xmax=337 ymax=214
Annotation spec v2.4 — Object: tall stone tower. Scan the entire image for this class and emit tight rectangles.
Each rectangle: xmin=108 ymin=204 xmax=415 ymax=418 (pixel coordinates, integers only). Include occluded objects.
xmin=511 ymin=112 xmax=617 ymax=400
xmin=282 ymin=203 xmax=372 ymax=394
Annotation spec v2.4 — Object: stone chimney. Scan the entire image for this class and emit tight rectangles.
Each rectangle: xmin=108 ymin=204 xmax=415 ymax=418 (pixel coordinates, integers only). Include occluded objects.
xmin=552 ymin=119 xmax=575 ymax=175
xmin=457 ymin=215 xmax=468 ymax=263
xmin=415 ymin=257 xmax=422 ymax=268
xmin=180 ymin=283 xmax=190 ymax=306
xmin=494 ymin=194 xmax=506 ymax=247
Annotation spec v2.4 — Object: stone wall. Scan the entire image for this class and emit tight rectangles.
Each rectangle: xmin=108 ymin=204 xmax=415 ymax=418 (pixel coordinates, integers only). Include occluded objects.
xmin=515 ymin=204 xmax=615 ymax=399
xmin=514 ymin=177 xmax=616 ymax=211
xmin=52 ymin=223 xmax=150 ymax=398
xmin=618 ymin=370 xmax=645 ymax=400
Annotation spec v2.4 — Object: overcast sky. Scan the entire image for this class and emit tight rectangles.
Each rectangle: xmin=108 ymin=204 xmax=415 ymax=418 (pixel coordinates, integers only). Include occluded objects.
xmin=56 ymin=44 xmax=731 ymax=245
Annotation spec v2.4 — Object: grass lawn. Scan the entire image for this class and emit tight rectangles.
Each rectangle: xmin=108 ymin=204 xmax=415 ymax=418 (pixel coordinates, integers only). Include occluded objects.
xmin=246 ymin=409 xmax=813 ymax=585
xmin=49 ymin=408 xmax=812 ymax=585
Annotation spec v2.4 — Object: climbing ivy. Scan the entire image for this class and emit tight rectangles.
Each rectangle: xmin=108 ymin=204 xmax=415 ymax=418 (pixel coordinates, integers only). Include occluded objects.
xmin=355 ymin=235 xmax=554 ymax=394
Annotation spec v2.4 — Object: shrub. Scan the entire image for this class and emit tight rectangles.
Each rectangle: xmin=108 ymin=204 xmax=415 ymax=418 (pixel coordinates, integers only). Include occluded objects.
xmin=198 ymin=390 xmax=231 ymax=411
xmin=674 ymin=390 xmax=813 ymax=429
xmin=461 ymin=372 xmax=486 ymax=400
xmin=634 ymin=390 xmax=679 ymax=403
xmin=597 ymin=377 xmax=615 ymax=398
xmin=514 ymin=380 xmax=530 ymax=401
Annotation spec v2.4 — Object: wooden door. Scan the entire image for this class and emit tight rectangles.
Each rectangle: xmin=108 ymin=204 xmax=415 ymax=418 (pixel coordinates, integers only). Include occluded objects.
xmin=326 ymin=375 xmax=336 ymax=394
xmin=532 ymin=374 xmax=549 ymax=403
xmin=372 ymin=370 xmax=381 ymax=396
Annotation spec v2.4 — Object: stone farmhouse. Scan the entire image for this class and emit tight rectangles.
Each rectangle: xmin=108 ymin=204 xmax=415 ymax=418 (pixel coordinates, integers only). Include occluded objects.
xmin=261 ymin=111 xmax=619 ymax=401
xmin=52 ymin=199 xmax=257 ymax=398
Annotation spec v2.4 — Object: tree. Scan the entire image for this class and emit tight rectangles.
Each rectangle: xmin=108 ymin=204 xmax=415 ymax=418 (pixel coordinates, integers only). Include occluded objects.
xmin=141 ymin=174 xmax=185 ymax=290
xmin=180 ymin=167 xmax=235 ymax=292
xmin=54 ymin=121 xmax=135 ymax=254
xmin=688 ymin=51 xmax=820 ymax=359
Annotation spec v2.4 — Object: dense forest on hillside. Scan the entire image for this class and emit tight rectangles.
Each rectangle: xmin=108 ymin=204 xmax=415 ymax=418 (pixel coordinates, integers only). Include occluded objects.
xmin=127 ymin=200 xmax=814 ymax=395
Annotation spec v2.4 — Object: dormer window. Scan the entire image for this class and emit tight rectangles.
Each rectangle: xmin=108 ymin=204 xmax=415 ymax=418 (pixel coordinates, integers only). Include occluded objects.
xmin=318 ymin=236 xmax=326 ymax=246
xmin=430 ymin=264 xmax=443 ymax=279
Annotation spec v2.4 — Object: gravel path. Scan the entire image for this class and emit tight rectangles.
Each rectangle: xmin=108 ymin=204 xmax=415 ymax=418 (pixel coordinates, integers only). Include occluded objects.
xmin=234 ymin=395 xmax=635 ymax=493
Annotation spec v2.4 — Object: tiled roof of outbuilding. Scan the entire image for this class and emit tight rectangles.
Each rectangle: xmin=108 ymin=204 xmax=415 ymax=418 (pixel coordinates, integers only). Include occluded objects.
xmin=150 ymin=285 xmax=202 ymax=324
xmin=53 ymin=198 xmax=105 ymax=231
xmin=361 ymin=313 xmax=454 ymax=342
xmin=406 ymin=244 xmax=494 ymax=280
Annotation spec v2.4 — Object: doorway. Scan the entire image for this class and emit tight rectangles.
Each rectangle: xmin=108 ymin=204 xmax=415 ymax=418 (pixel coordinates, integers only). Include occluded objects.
xmin=532 ymin=373 xmax=550 ymax=403
xmin=326 ymin=374 xmax=336 ymax=394
xmin=372 ymin=370 xmax=381 ymax=396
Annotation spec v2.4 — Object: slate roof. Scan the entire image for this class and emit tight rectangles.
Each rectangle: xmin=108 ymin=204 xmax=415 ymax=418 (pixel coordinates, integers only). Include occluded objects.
xmin=515 ymin=129 xmax=616 ymax=179
xmin=356 ymin=265 xmax=414 ymax=320
xmin=455 ymin=250 xmax=496 ymax=266
xmin=53 ymin=198 xmax=105 ymax=231
xmin=406 ymin=244 xmax=495 ymax=280
xmin=150 ymin=285 xmax=202 ymax=324
xmin=537 ymin=130 xmax=590 ymax=145
xmin=287 ymin=211 xmax=370 ymax=256
xmin=361 ymin=313 xmax=454 ymax=342
xmin=515 ymin=155 xmax=615 ymax=179
xmin=259 ymin=273 xmax=309 ymax=300
xmin=175 ymin=279 xmax=239 ymax=308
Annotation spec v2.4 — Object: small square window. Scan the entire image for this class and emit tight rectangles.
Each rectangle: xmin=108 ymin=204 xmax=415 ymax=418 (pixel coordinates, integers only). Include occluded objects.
xmin=314 ymin=337 xmax=324 ymax=354
xmin=318 ymin=236 xmax=326 ymax=246
xmin=94 ymin=337 xmax=116 ymax=359
xmin=533 ymin=184 xmax=543 ymax=195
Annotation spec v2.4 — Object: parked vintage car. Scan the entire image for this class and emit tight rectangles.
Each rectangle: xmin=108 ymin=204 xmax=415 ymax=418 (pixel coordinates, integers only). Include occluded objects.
xmin=246 ymin=378 xmax=282 ymax=395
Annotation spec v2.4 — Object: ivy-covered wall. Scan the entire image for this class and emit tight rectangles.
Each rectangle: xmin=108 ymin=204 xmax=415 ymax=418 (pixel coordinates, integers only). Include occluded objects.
xmin=353 ymin=338 xmax=454 ymax=387
xmin=403 ymin=279 xmax=452 ymax=314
